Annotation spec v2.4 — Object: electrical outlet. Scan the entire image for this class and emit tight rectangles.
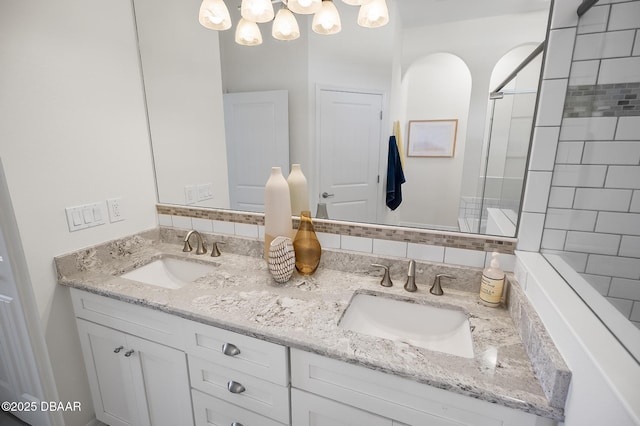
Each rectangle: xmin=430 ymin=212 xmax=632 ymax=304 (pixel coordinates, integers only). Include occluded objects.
xmin=107 ymin=198 xmax=125 ymax=223
xmin=185 ymin=185 xmax=197 ymax=204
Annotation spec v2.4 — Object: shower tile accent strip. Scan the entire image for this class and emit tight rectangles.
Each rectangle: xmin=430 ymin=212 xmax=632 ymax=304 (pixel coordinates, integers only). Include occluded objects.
xmin=156 ymin=204 xmax=517 ymax=254
xmin=564 ymin=83 xmax=640 ymax=118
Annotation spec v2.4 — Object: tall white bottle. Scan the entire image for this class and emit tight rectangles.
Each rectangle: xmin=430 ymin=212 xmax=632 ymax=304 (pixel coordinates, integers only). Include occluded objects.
xmin=287 ymin=164 xmax=309 ymax=217
xmin=264 ymin=167 xmax=293 ymax=260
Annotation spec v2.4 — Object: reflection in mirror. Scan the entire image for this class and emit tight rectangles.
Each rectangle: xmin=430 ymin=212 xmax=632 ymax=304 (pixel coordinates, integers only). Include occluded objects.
xmin=461 ymin=44 xmax=543 ymax=235
xmin=133 ymin=0 xmax=550 ymax=236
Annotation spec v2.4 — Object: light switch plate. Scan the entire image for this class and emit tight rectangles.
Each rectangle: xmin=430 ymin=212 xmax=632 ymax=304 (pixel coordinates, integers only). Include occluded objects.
xmin=65 ymin=202 xmax=106 ymax=232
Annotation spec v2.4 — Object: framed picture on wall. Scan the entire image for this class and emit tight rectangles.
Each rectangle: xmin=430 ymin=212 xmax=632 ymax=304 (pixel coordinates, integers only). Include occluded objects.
xmin=407 ymin=119 xmax=458 ymax=158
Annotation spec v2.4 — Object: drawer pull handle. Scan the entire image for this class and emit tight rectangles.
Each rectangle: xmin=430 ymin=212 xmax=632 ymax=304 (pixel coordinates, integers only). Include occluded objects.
xmin=222 ymin=343 xmax=241 ymax=357
xmin=124 ymin=349 xmax=135 ymax=357
xmin=227 ymin=381 xmax=245 ymax=394
xmin=113 ymin=346 xmax=124 ymax=353
xmin=231 ymin=423 xmax=244 ymax=426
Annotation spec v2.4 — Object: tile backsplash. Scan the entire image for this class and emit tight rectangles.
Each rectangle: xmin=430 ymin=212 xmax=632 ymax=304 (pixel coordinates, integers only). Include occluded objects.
xmin=525 ymin=0 xmax=640 ymax=326
xmin=156 ymin=204 xmax=517 ymax=271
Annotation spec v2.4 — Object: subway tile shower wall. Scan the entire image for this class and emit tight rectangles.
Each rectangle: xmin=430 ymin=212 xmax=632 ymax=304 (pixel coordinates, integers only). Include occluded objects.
xmin=537 ymin=0 xmax=640 ymax=326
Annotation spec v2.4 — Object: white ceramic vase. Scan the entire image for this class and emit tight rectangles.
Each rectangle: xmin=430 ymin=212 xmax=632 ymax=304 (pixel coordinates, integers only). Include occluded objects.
xmin=287 ymin=164 xmax=309 ymax=217
xmin=264 ymin=167 xmax=292 ymax=260
xmin=268 ymin=236 xmax=296 ymax=283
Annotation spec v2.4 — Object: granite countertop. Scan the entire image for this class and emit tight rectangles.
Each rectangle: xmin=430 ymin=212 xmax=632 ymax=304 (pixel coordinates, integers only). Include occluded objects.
xmin=55 ymin=230 xmax=566 ymax=421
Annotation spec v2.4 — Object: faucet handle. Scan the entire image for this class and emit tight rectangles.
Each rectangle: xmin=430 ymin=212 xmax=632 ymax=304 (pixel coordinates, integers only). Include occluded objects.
xmin=430 ymin=274 xmax=455 ymax=296
xmin=182 ymin=239 xmax=193 ymax=253
xmin=210 ymin=241 xmax=225 ymax=257
xmin=371 ymin=264 xmax=393 ymax=287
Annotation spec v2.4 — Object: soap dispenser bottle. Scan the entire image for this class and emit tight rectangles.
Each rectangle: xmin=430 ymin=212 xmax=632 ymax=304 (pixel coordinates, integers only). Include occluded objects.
xmin=479 ymin=252 xmax=505 ymax=307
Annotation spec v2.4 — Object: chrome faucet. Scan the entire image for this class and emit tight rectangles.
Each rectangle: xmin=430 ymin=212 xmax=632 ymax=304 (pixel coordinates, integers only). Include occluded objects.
xmin=430 ymin=274 xmax=455 ymax=296
xmin=183 ymin=230 xmax=207 ymax=255
xmin=404 ymin=260 xmax=417 ymax=292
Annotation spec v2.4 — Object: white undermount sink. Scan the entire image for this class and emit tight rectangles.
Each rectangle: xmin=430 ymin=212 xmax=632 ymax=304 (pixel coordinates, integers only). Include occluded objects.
xmin=339 ymin=293 xmax=474 ymax=358
xmin=120 ymin=257 xmax=216 ymax=289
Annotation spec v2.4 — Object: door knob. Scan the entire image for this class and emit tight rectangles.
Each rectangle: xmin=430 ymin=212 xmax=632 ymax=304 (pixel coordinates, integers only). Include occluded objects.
xmin=321 ymin=192 xmax=335 ymax=198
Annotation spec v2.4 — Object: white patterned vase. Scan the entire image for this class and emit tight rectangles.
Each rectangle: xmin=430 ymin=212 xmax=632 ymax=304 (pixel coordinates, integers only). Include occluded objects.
xmin=268 ymin=236 xmax=296 ymax=283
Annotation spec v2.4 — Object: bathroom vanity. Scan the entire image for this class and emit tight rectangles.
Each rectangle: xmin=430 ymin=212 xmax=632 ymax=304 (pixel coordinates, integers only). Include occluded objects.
xmin=56 ymin=229 xmax=569 ymax=426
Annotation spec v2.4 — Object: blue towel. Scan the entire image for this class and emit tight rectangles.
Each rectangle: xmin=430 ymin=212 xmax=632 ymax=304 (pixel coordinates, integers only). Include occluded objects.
xmin=386 ymin=135 xmax=406 ymax=210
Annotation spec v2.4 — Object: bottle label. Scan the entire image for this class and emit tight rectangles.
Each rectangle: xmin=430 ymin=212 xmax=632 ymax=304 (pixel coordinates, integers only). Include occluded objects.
xmin=480 ymin=274 xmax=505 ymax=306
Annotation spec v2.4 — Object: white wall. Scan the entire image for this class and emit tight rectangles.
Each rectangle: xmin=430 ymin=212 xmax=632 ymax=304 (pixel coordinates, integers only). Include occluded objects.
xmin=396 ymin=53 xmax=472 ymax=229
xmin=0 ymin=0 xmax=158 ymax=424
xmin=135 ymin=0 xmax=230 ymax=208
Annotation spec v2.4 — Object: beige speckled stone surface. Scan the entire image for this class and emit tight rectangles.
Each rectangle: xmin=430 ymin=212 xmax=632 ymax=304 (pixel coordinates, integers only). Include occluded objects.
xmin=55 ymin=229 xmax=566 ymax=421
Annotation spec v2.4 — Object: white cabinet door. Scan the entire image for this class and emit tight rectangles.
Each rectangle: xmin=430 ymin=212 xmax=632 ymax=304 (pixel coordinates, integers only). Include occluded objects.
xmin=77 ymin=320 xmax=142 ymax=426
xmin=292 ymin=388 xmax=392 ymax=426
xmin=128 ymin=334 xmax=193 ymax=426
xmin=77 ymin=320 xmax=193 ymax=426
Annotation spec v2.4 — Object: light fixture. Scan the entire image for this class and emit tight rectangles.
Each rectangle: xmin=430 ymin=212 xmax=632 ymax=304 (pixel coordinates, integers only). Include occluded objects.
xmin=357 ymin=0 xmax=389 ymax=28
xmin=312 ymin=0 xmax=341 ymax=35
xmin=287 ymin=0 xmax=322 ymax=15
xmin=235 ymin=18 xmax=263 ymax=46
xmin=198 ymin=0 xmax=391 ymax=46
xmin=241 ymin=0 xmax=275 ymax=23
xmin=272 ymin=7 xmax=300 ymax=41
xmin=198 ymin=0 xmax=232 ymax=30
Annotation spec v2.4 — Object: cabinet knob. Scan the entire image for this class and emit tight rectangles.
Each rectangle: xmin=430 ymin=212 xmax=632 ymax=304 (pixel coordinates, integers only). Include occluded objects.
xmin=124 ymin=349 xmax=135 ymax=357
xmin=227 ymin=381 xmax=245 ymax=394
xmin=222 ymin=343 xmax=241 ymax=357
xmin=231 ymin=423 xmax=244 ymax=426
xmin=113 ymin=346 xmax=124 ymax=353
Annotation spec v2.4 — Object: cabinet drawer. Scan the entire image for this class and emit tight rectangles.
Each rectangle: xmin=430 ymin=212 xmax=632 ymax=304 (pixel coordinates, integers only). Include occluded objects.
xmin=70 ymin=288 xmax=185 ymax=349
xmin=189 ymin=355 xmax=290 ymax=424
xmin=291 ymin=349 xmax=551 ymax=426
xmin=292 ymin=388 xmax=392 ymax=426
xmin=185 ymin=320 xmax=288 ymax=385
xmin=192 ymin=389 xmax=286 ymax=426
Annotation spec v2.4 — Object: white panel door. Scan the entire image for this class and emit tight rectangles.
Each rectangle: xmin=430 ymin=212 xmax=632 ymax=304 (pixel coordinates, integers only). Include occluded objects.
xmin=224 ymin=90 xmax=290 ymax=212
xmin=0 ymin=190 xmax=51 ymax=425
xmin=318 ymin=89 xmax=383 ymax=223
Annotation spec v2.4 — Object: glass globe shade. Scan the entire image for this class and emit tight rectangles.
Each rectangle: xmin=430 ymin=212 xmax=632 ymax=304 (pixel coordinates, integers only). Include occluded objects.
xmin=272 ymin=8 xmax=300 ymax=41
xmin=312 ymin=0 xmax=341 ymax=35
xmin=198 ymin=0 xmax=232 ymax=30
xmin=357 ymin=0 xmax=389 ymax=28
xmin=235 ymin=18 xmax=263 ymax=46
xmin=241 ymin=0 xmax=275 ymax=23
xmin=288 ymin=0 xmax=322 ymax=15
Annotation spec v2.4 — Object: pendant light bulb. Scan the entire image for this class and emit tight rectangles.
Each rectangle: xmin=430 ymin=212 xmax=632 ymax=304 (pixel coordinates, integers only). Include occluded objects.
xmin=357 ymin=0 xmax=389 ymax=28
xmin=241 ymin=0 xmax=275 ymax=23
xmin=198 ymin=0 xmax=232 ymax=30
xmin=235 ymin=18 xmax=263 ymax=46
xmin=273 ymin=8 xmax=300 ymax=41
xmin=288 ymin=0 xmax=322 ymax=15
xmin=312 ymin=0 xmax=342 ymax=35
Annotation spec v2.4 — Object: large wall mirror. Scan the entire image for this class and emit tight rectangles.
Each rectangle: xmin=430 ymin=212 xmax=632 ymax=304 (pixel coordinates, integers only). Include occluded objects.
xmin=133 ymin=0 xmax=551 ymax=238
